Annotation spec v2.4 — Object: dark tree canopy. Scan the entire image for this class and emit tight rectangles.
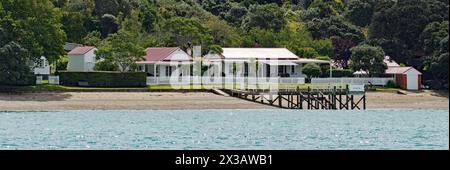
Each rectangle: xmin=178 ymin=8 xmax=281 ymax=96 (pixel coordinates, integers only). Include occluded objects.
xmin=243 ymin=4 xmax=286 ymax=31
xmin=368 ymin=0 xmax=449 ymax=65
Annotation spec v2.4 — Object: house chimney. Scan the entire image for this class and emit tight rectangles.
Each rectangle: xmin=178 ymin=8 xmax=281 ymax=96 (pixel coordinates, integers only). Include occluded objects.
xmin=193 ymin=46 xmax=202 ymax=59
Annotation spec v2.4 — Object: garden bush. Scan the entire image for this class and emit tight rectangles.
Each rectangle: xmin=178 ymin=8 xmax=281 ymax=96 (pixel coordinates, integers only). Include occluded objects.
xmin=386 ymin=80 xmax=398 ymax=88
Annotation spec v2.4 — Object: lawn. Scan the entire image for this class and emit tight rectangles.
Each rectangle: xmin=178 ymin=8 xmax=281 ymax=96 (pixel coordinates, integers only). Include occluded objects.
xmin=367 ymin=86 xmax=401 ymax=92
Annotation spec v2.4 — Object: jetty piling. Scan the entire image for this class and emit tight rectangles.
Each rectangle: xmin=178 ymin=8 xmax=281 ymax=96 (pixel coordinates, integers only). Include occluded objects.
xmin=223 ymin=85 xmax=366 ymax=110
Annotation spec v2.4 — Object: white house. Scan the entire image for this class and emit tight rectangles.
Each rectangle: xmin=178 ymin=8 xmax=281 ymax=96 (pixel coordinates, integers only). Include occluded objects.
xmin=203 ymin=48 xmax=331 ymax=78
xmin=33 ymin=56 xmax=50 ymax=76
xmin=136 ymin=47 xmax=192 ymax=80
xmin=67 ymin=46 xmax=97 ymax=72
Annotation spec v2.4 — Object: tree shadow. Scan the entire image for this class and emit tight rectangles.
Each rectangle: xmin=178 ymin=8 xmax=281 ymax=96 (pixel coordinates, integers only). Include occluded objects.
xmin=0 ymin=92 xmax=73 ymax=101
xmin=429 ymin=90 xmax=449 ymax=98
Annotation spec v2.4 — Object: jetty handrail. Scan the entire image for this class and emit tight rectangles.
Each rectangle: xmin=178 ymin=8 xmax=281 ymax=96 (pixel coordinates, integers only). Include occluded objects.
xmin=311 ymin=77 xmax=394 ymax=86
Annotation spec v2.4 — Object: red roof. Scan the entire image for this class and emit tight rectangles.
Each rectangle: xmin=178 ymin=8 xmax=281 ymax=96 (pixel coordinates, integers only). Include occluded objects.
xmin=68 ymin=46 xmax=95 ymax=55
xmin=386 ymin=67 xmax=422 ymax=75
xmin=145 ymin=47 xmax=179 ymax=62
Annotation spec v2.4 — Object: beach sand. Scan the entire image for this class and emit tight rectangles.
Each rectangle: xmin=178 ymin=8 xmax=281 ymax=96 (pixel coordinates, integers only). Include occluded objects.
xmin=0 ymin=91 xmax=448 ymax=111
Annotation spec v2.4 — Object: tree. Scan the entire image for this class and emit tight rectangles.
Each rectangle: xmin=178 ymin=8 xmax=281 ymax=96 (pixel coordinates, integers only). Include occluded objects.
xmin=93 ymin=0 xmax=120 ymax=17
xmin=203 ymin=16 xmax=242 ymax=47
xmin=96 ymin=31 xmax=146 ymax=72
xmin=0 ymin=42 xmax=34 ymax=85
xmin=206 ymin=45 xmax=224 ymax=54
xmin=243 ymin=4 xmax=286 ymax=31
xmin=1 ymin=0 xmax=66 ymax=63
xmin=1 ymin=0 xmax=65 ymax=85
xmin=223 ymin=3 xmax=247 ymax=26
xmin=304 ymin=0 xmax=344 ymax=19
xmin=100 ymin=14 xmax=119 ymax=38
xmin=368 ymin=0 xmax=449 ymax=65
xmin=139 ymin=0 xmax=158 ymax=33
xmin=423 ymin=23 xmax=449 ymax=89
xmin=350 ymin=45 xmax=387 ymax=77
xmin=96 ymin=11 xmax=146 ymax=72
xmin=200 ymin=0 xmax=232 ymax=17
xmin=420 ymin=21 xmax=449 ymax=55
xmin=331 ymin=36 xmax=357 ymax=68
xmin=306 ymin=16 xmax=365 ymax=43
xmin=345 ymin=0 xmax=374 ymax=27
xmin=82 ymin=31 xmax=102 ymax=46
xmin=162 ymin=17 xmax=213 ymax=49
xmin=302 ymin=63 xmax=322 ymax=78
xmin=62 ymin=11 xmax=87 ymax=43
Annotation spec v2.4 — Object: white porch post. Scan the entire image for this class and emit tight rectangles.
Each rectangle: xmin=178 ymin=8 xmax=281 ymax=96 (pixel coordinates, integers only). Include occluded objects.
xmin=154 ymin=63 xmax=157 ymax=84
xmin=329 ymin=62 xmax=333 ymax=78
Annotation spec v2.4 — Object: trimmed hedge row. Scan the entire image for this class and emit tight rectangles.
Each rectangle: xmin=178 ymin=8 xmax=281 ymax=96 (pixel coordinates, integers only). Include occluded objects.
xmin=59 ymin=71 xmax=147 ymax=87
xmin=0 ymin=74 xmax=36 ymax=86
xmin=322 ymin=69 xmax=355 ymax=78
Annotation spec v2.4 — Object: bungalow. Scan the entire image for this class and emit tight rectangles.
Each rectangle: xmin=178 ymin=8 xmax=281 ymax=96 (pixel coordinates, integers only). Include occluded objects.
xmin=67 ymin=46 xmax=97 ymax=72
xmin=203 ymin=48 xmax=331 ymax=78
xmin=136 ymin=47 xmax=192 ymax=79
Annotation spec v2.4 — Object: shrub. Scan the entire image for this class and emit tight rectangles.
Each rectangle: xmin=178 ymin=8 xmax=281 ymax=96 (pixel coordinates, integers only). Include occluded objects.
xmin=298 ymin=47 xmax=319 ymax=58
xmin=315 ymin=55 xmax=331 ymax=61
xmin=59 ymin=71 xmax=147 ymax=87
xmin=386 ymin=80 xmax=398 ymax=88
xmin=302 ymin=63 xmax=322 ymax=78
xmin=95 ymin=60 xmax=119 ymax=71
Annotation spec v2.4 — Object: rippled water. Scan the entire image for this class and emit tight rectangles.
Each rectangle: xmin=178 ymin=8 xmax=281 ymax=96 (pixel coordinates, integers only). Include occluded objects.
xmin=0 ymin=109 xmax=448 ymax=150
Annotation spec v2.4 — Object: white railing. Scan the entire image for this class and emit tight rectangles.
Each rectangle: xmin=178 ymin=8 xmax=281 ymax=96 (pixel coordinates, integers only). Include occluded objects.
xmin=147 ymin=76 xmax=306 ymax=86
xmin=36 ymin=76 xmax=43 ymax=85
xmin=311 ymin=77 xmax=395 ymax=86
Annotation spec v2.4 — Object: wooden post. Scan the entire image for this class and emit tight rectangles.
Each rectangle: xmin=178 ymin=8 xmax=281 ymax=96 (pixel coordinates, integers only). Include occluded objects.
xmin=351 ymin=95 xmax=354 ymax=109
xmin=307 ymin=86 xmax=311 ymax=110
xmin=363 ymin=95 xmax=366 ymax=110
xmin=333 ymin=86 xmax=337 ymax=110
xmin=278 ymin=94 xmax=282 ymax=108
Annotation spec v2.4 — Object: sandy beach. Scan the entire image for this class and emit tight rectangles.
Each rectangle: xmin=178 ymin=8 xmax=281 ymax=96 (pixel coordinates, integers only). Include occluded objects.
xmin=0 ymin=91 xmax=448 ymax=111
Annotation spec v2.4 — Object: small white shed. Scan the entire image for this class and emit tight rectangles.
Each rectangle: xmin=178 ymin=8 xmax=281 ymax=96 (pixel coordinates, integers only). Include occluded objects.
xmin=67 ymin=46 xmax=97 ymax=72
xmin=386 ymin=67 xmax=422 ymax=90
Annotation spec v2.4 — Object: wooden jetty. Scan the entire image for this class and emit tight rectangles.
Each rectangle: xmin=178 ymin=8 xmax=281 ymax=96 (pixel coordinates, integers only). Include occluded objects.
xmin=222 ymin=85 xmax=366 ymax=110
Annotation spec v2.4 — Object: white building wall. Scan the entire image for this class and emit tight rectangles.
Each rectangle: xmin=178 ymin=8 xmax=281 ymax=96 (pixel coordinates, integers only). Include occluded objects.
xmin=67 ymin=48 xmax=97 ymax=72
xmin=166 ymin=50 xmax=191 ymax=61
xmin=84 ymin=49 xmax=96 ymax=71
xmin=67 ymin=54 xmax=85 ymax=72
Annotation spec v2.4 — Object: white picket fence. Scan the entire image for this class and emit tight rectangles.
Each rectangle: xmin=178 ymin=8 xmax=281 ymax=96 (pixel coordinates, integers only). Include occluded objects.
xmin=146 ymin=76 xmax=305 ymax=85
xmin=49 ymin=76 xmax=59 ymax=85
xmin=311 ymin=77 xmax=395 ymax=86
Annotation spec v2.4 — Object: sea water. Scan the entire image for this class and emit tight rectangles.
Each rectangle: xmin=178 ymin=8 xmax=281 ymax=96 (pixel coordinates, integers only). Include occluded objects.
xmin=0 ymin=109 xmax=448 ymax=150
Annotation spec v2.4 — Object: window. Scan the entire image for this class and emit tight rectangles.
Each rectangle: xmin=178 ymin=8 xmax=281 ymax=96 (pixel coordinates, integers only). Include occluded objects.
xmin=165 ymin=66 xmax=173 ymax=76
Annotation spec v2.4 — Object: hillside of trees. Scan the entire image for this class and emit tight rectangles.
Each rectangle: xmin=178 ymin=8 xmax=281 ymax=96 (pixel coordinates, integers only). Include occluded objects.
xmin=1 ymin=0 xmax=449 ymax=88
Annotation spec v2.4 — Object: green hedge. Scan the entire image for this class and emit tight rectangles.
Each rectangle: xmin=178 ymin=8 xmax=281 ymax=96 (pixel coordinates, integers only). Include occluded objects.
xmin=322 ymin=69 xmax=355 ymax=77
xmin=59 ymin=71 xmax=147 ymax=87
xmin=0 ymin=73 xmax=36 ymax=86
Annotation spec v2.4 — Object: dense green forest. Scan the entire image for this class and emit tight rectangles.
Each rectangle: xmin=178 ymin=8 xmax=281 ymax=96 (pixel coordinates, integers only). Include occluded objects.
xmin=0 ymin=0 xmax=449 ymax=88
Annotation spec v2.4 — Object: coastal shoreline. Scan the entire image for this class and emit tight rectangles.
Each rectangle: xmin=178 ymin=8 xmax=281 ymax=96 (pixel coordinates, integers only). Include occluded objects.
xmin=0 ymin=91 xmax=448 ymax=111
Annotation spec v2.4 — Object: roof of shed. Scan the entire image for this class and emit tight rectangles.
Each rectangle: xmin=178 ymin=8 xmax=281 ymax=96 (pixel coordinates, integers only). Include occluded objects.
xmin=68 ymin=46 xmax=96 ymax=55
